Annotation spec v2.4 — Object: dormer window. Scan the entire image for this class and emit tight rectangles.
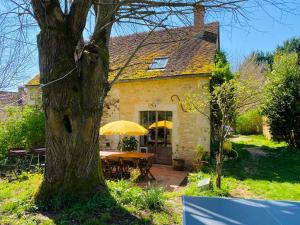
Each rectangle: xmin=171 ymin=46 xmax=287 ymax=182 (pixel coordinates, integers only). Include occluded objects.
xmin=149 ymin=57 xmax=169 ymax=70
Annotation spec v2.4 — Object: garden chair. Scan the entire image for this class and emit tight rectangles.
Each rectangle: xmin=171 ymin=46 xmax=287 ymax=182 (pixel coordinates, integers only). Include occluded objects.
xmin=138 ymin=158 xmax=155 ymax=180
xmin=120 ymin=159 xmax=134 ymax=179
xmin=105 ymin=158 xmax=122 ymax=180
xmin=28 ymin=147 xmax=46 ymax=169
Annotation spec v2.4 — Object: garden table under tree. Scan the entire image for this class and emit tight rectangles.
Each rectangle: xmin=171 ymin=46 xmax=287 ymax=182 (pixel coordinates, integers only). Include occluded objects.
xmin=100 ymin=151 xmax=155 ymax=180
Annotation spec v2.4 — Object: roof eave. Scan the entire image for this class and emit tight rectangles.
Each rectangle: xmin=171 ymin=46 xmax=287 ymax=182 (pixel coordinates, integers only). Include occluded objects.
xmin=114 ymin=73 xmax=211 ymax=83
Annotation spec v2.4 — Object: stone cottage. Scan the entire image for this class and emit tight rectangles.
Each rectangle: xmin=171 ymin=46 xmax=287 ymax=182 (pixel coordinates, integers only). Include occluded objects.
xmin=25 ymin=8 xmax=219 ymax=166
xmin=0 ymin=88 xmax=25 ymax=121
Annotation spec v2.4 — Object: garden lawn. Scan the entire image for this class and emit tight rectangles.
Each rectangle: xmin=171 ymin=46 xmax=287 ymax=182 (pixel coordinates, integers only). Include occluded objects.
xmin=177 ymin=135 xmax=300 ymax=201
xmin=0 ymin=174 xmax=181 ymax=225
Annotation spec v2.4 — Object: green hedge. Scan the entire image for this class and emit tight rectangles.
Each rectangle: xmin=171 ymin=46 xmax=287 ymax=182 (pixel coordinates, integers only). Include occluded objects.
xmin=236 ymin=109 xmax=263 ymax=135
xmin=0 ymin=106 xmax=45 ymax=159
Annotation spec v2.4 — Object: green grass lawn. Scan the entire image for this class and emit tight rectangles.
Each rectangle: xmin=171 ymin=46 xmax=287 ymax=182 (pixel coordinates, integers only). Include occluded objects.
xmin=0 ymin=174 xmax=181 ymax=225
xmin=0 ymin=135 xmax=299 ymax=224
xmin=181 ymin=135 xmax=300 ymax=200
xmin=223 ymin=135 xmax=300 ymax=200
xmin=168 ymin=135 xmax=300 ymax=201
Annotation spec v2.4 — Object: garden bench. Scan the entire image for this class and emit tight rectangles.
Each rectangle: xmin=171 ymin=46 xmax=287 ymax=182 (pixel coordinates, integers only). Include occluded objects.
xmin=0 ymin=148 xmax=30 ymax=177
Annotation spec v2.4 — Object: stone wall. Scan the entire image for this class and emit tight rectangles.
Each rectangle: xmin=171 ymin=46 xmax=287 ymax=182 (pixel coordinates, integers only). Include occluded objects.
xmin=101 ymin=76 xmax=211 ymax=166
xmin=25 ymin=86 xmax=42 ymax=106
xmin=26 ymin=76 xmax=211 ymax=166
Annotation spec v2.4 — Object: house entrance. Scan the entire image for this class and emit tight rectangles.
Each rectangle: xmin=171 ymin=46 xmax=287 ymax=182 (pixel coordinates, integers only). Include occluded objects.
xmin=140 ymin=111 xmax=172 ymax=165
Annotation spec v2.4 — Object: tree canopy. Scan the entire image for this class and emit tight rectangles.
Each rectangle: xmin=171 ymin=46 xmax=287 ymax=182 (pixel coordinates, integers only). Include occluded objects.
xmin=263 ymin=52 xmax=300 ymax=147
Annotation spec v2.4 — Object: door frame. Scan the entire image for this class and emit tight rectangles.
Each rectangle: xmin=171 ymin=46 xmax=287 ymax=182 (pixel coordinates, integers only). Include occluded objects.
xmin=134 ymin=104 xmax=178 ymax=160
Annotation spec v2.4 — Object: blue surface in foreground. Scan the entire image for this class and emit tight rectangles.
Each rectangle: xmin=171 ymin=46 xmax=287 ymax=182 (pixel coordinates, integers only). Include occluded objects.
xmin=182 ymin=196 xmax=300 ymax=225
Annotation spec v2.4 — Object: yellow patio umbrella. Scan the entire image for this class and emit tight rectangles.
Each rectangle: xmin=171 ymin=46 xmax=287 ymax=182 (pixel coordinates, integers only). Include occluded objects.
xmin=100 ymin=120 xmax=149 ymax=136
xmin=149 ymin=120 xmax=172 ymax=129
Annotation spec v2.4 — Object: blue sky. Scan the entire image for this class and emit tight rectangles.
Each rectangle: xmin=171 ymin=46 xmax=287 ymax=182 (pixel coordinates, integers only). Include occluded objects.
xmin=217 ymin=5 xmax=300 ymax=70
xmin=7 ymin=2 xmax=300 ymax=89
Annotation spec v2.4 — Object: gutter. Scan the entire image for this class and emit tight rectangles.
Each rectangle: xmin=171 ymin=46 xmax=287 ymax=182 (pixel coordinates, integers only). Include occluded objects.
xmin=114 ymin=73 xmax=211 ymax=84
xmin=25 ymin=73 xmax=212 ymax=87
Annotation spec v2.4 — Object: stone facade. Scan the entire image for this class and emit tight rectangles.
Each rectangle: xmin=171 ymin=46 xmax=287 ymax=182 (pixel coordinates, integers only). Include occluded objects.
xmin=25 ymin=86 xmax=42 ymax=106
xmin=100 ymin=76 xmax=211 ymax=166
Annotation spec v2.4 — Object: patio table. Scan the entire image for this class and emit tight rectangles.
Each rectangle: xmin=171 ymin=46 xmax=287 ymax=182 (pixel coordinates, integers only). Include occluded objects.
xmin=100 ymin=151 xmax=155 ymax=179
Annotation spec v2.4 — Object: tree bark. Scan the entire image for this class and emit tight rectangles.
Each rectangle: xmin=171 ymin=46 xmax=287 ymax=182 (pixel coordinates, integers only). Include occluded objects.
xmin=216 ymin=151 xmax=222 ymax=188
xmin=216 ymin=130 xmax=224 ymax=189
xmin=35 ymin=27 xmax=109 ymax=201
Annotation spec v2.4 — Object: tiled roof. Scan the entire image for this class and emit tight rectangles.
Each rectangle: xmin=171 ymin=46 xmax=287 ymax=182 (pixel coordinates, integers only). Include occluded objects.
xmin=26 ymin=22 xmax=218 ymax=86
xmin=0 ymin=91 xmax=24 ymax=106
xmin=109 ymin=22 xmax=218 ymax=80
xmin=26 ymin=74 xmax=40 ymax=86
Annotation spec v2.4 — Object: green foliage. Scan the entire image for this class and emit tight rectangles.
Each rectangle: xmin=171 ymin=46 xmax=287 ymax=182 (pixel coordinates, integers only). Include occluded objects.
xmin=236 ymin=109 xmax=263 ymax=135
xmin=118 ymin=136 xmax=138 ymax=151
xmin=108 ymin=179 xmax=165 ymax=210
xmin=0 ymin=173 xmax=170 ymax=224
xmin=195 ymin=145 xmax=208 ymax=161
xmin=210 ymin=51 xmax=234 ymax=152
xmin=252 ymin=37 xmax=300 ymax=69
xmin=263 ymin=52 xmax=300 ymax=147
xmin=252 ymin=51 xmax=274 ymax=68
xmin=277 ymin=37 xmax=300 ymax=55
xmin=182 ymin=171 xmax=231 ymax=197
xmin=0 ymin=106 xmax=45 ymax=159
xmin=212 ymin=51 xmax=233 ymax=86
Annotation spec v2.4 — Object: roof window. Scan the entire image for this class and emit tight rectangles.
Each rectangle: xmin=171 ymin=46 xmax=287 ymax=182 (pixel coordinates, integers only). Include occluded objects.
xmin=149 ymin=57 xmax=169 ymax=70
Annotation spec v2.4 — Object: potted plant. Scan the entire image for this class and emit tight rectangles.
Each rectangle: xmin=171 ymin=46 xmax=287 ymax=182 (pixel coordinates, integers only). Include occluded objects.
xmin=192 ymin=145 xmax=209 ymax=171
xmin=223 ymin=140 xmax=238 ymax=159
xmin=172 ymin=145 xmax=185 ymax=171
xmin=118 ymin=136 xmax=138 ymax=151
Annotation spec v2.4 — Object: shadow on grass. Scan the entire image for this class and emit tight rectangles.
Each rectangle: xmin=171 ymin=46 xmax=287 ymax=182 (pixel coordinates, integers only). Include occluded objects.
xmin=35 ymin=189 xmax=153 ymax=225
xmin=223 ymin=142 xmax=300 ymax=184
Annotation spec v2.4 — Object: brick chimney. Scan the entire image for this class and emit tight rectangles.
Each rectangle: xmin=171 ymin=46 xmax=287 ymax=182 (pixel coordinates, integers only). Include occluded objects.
xmin=193 ymin=5 xmax=205 ymax=34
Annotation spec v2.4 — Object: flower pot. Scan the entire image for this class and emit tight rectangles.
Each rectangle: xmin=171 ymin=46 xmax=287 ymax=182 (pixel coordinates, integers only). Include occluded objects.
xmin=192 ymin=161 xmax=207 ymax=172
xmin=172 ymin=158 xmax=185 ymax=171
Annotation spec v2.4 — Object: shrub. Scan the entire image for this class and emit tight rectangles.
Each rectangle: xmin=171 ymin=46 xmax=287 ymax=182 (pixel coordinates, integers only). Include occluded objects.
xmin=195 ymin=145 xmax=208 ymax=162
xmin=107 ymin=180 xmax=165 ymax=210
xmin=141 ymin=187 xmax=165 ymax=210
xmin=0 ymin=106 xmax=45 ymax=159
xmin=236 ymin=109 xmax=263 ymax=135
xmin=263 ymin=53 xmax=300 ymax=147
xmin=118 ymin=136 xmax=138 ymax=151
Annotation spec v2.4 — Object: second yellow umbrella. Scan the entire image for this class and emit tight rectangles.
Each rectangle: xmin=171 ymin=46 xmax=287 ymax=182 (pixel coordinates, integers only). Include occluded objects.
xmin=149 ymin=120 xmax=172 ymax=129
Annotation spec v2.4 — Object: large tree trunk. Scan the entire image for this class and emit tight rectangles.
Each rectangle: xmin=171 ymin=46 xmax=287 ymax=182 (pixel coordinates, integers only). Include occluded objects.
xmin=35 ymin=28 xmax=109 ymax=201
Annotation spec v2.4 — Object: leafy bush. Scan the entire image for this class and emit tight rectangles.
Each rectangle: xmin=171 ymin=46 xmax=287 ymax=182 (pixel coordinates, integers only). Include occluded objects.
xmin=263 ymin=53 xmax=300 ymax=147
xmin=107 ymin=179 xmax=165 ymax=210
xmin=236 ymin=109 xmax=263 ymax=135
xmin=195 ymin=145 xmax=208 ymax=162
xmin=141 ymin=188 xmax=165 ymax=210
xmin=0 ymin=106 xmax=45 ymax=159
xmin=118 ymin=136 xmax=138 ymax=151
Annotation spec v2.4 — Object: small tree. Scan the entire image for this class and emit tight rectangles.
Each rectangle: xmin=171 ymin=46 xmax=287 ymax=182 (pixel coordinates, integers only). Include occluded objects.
xmin=184 ymin=76 xmax=263 ymax=188
xmin=263 ymin=52 xmax=300 ymax=147
xmin=209 ymin=52 xmax=233 ymax=158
